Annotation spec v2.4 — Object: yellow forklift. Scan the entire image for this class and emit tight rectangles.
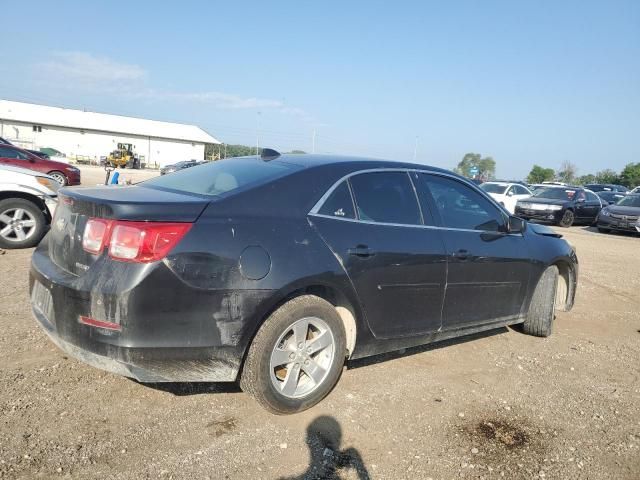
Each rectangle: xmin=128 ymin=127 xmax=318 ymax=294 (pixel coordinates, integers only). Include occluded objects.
xmin=107 ymin=143 xmax=140 ymax=169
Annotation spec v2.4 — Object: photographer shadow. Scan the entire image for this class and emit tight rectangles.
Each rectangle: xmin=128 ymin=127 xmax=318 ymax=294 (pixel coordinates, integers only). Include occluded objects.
xmin=280 ymin=415 xmax=370 ymax=480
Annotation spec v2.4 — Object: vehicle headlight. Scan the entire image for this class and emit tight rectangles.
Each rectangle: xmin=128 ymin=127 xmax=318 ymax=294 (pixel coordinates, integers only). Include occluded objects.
xmin=36 ymin=176 xmax=60 ymax=193
xmin=600 ymin=208 xmax=610 ymax=217
xmin=548 ymin=205 xmax=563 ymax=211
xmin=65 ymin=166 xmax=80 ymax=172
xmin=518 ymin=202 xmax=531 ymax=209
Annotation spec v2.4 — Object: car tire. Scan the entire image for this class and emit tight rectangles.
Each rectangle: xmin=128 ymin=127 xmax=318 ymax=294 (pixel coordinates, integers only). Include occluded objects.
xmin=0 ymin=198 xmax=47 ymax=249
xmin=522 ymin=265 xmax=559 ymax=337
xmin=240 ymin=295 xmax=347 ymax=415
xmin=47 ymin=170 xmax=68 ymax=186
xmin=558 ymin=210 xmax=575 ymax=227
xmin=597 ymin=227 xmax=610 ymax=234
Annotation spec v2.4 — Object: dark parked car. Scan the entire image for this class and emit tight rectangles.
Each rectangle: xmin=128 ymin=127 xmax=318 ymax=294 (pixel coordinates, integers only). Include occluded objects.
xmin=515 ymin=186 xmax=603 ymax=227
xmin=596 ymin=191 xmax=626 ymax=205
xmin=26 ymin=150 xmax=51 ymax=159
xmin=30 ymin=152 xmax=578 ymax=414
xmin=160 ymin=160 xmax=203 ymax=175
xmin=585 ymin=183 xmax=629 ymax=193
xmin=0 ymin=144 xmax=80 ymax=185
xmin=596 ymin=194 xmax=640 ymax=234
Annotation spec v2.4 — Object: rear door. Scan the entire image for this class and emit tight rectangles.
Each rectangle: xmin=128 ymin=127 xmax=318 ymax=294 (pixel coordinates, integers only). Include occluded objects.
xmin=310 ymin=171 xmax=447 ymax=338
xmin=413 ymin=173 xmax=532 ymax=329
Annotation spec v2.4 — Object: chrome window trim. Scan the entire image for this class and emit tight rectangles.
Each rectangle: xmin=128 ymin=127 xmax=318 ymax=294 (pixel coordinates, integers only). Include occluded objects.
xmin=308 ymin=167 xmax=514 ymax=234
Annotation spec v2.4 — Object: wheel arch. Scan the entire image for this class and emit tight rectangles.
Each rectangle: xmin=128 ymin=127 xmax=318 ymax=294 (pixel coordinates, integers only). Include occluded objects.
xmin=0 ymin=192 xmax=51 ymax=223
xmin=241 ymin=279 xmax=365 ymax=373
xmin=551 ymin=258 xmax=577 ymax=312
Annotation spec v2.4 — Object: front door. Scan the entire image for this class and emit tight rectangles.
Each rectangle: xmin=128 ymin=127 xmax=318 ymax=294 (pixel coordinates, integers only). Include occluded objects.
xmin=576 ymin=191 xmax=602 ymax=221
xmin=310 ymin=171 xmax=447 ymax=339
xmin=413 ymin=173 xmax=532 ymax=328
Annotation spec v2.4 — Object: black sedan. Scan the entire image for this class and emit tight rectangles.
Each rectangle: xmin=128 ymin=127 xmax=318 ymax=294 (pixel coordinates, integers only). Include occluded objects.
xmin=597 ymin=191 xmax=626 ymax=206
xmin=596 ymin=194 xmax=640 ymax=234
xmin=160 ymin=159 xmax=204 ymax=175
xmin=30 ymin=152 xmax=578 ymax=414
xmin=515 ymin=186 xmax=603 ymax=227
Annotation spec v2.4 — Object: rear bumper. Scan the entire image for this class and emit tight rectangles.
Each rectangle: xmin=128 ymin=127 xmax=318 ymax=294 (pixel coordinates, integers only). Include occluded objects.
xmin=29 ymin=241 xmax=271 ymax=382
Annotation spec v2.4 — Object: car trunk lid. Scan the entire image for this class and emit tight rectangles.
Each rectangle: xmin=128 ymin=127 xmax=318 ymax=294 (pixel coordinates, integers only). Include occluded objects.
xmin=48 ymin=185 xmax=209 ymax=275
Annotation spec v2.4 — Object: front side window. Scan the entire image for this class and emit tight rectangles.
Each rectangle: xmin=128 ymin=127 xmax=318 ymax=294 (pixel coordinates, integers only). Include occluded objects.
xmin=585 ymin=192 xmax=600 ymax=203
xmin=514 ymin=185 xmax=531 ymax=195
xmin=417 ymin=174 xmax=505 ymax=232
xmin=349 ymin=172 xmax=421 ymax=225
xmin=318 ymin=181 xmax=355 ymax=219
xmin=0 ymin=147 xmax=22 ymax=159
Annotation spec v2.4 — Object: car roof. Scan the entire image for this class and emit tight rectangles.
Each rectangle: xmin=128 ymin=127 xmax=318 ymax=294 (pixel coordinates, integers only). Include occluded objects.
xmin=249 ymin=153 xmax=455 ymax=176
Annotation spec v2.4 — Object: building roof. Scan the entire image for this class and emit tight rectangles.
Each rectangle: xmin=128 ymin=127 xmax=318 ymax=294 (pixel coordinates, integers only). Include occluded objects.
xmin=0 ymin=99 xmax=220 ymax=144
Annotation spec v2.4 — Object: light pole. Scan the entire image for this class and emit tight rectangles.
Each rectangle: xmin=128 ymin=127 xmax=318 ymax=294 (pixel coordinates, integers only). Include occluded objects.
xmin=256 ymin=111 xmax=261 ymax=157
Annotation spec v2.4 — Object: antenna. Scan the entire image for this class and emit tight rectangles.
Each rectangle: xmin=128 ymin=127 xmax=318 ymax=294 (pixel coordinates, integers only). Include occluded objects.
xmin=260 ymin=148 xmax=281 ymax=161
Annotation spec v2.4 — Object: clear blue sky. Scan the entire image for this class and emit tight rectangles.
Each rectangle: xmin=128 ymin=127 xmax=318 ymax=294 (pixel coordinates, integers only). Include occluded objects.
xmin=1 ymin=1 xmax=638 ymax=178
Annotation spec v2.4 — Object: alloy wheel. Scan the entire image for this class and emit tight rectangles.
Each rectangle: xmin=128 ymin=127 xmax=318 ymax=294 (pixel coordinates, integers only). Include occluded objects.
xmin=0 ymin=208 xmax=37 ymax=243
xmin=49 ymin=172 xmax=67 ymax=185
xmin=269 ymin=317 xmax=335 ymax=399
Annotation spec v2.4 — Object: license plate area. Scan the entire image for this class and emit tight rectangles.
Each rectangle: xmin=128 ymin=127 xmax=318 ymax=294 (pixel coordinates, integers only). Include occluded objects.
xmin=31 ymin=281 xmax=55 ymax=326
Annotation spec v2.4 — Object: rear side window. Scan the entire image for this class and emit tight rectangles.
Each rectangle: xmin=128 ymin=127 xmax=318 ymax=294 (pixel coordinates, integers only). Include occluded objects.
xmin=319 ymin=181 xmax=356 ymax=219
xmin=350 ymin=172 xmax=421 ymax=225
xmin=142 ymin=158 xmax=300 ymax=197
xmin=417 ymin=174 xmax=504 ymax=232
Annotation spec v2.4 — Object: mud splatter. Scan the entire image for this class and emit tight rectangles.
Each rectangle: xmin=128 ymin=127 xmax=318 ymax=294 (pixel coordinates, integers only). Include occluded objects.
xmin=206 ymin=417 xmax=237 ymax=437
xmin=477 ymin=420 xmax=529 ymax=449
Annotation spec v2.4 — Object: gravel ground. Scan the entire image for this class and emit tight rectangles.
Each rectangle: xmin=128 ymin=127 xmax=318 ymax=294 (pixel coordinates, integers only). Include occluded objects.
xmin=0 ymin=220 xmax=639 ymax=479
xmin=75 ymin=165 xmax=159 ymax=186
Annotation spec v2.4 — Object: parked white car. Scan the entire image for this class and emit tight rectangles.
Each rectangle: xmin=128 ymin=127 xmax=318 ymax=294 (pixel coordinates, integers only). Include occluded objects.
xmin=630 ymin=186 xmax=640 ymax=195
xmin=0 ymin=164 xmax=59 ymax=249
xmin=480 ymin=181 xmax=533 ymax=214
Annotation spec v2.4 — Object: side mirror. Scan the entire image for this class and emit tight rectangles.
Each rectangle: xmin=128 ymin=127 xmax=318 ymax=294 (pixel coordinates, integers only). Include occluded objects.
xmin=507 ymin=190 xmax=514 ymax=197
xmin=508 ymin=216 xmax=526 ymax=234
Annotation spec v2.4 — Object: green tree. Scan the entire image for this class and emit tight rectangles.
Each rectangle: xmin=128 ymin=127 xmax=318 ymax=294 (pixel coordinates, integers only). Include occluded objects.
xmin=576 ymin=174 xmax=596 ymax=185
xmin=526 ymin=165 xmax=556 ymax=184
xmin=557 ymin=160 xmax=578 ymax=184
xmin=595 ymin=169 xmax=619 ymax=184
xmin=288 ymin=150 xmax=307 ymax=154
xmin=619 ymin=162 xmax=640 ymax=188
xmin=454 ymin=153 xmax=496 ymax=180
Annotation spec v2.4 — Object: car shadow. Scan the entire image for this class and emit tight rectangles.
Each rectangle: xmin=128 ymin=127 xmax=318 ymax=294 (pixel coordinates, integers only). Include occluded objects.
xmin=134 ymin=379 xmax=242 ymax=396
xmin=279 ymin=415 xmax=370 ymax=480
xmin=347 ymin=327 xmax=508 ymax=370
xmin=138 ymin=327 xmax=510 ymax=395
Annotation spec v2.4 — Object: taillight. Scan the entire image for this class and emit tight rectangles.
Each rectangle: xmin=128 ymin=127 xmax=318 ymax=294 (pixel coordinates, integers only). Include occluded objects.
xmin=82 ymin=219 xmax=191 ymax=263
xmin=82 ymin=218 xmax=111 ymax=254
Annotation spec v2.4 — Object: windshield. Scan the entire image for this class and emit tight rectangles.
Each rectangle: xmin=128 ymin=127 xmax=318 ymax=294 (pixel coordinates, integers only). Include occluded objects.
xmin=143 ymin=157 xmax=301 ymax=196
xmin=532 ymin=187 xmax=580 ymax=201
xmin=616 ymin=195 xmax=640 ymax=207
xmin=480 ymin=183 xmax=507 ymax=194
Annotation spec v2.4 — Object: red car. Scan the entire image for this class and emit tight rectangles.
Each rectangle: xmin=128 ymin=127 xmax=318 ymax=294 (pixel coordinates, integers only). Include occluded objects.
xmin=0 ymin=144 xmax=80 ymax=185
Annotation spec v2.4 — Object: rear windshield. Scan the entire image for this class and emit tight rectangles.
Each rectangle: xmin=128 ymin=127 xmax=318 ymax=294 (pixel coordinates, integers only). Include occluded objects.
xmin=617 ymin=195 xmax=640 ymax=207
xmin=142 ymin=157 xmax=300 ymax=197
xmin=480 ymin=183 xmax=507 ymax=194
xmin=532 ymin=187 xmax=579 ymax=201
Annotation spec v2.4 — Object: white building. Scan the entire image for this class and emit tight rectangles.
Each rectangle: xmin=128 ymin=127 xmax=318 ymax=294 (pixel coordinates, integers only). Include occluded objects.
xmin=0 ymin=99 xmax=220 ymax=167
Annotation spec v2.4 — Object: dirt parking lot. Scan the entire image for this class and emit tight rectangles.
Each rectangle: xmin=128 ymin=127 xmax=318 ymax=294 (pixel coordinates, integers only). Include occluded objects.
xmin=1 ymin=216 xmax=639 ymax=478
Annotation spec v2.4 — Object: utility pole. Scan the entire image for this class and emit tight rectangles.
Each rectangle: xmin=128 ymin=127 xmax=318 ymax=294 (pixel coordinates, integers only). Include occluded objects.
xmin=413 ymin=136 xmax=418 ymax=162
xmin=312 ymin=129 xmax=316 ymax=154
xmin=256 ymin=111 xmax=261 ymax=157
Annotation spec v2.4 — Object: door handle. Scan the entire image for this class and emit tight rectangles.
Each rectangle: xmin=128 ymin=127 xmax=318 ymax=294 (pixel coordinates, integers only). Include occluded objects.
xmin=452 ymin=249 xmax=470 ymax=260
xmin=347 ymin=245 xmax=375 ymax=258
